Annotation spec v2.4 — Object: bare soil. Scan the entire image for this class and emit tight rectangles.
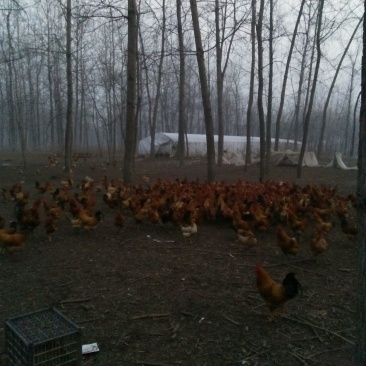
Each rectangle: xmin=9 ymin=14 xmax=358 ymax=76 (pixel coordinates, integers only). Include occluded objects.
xmin=0 ymin=153 xmax=361 ymax=366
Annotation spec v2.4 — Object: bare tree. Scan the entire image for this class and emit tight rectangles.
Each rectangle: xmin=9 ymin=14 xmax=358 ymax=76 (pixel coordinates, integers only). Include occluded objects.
xmin=355 ymin=9 xmax=366 ymax=364
xmin=123 ymin=0 xmax=138 ymax=184
xmin=317 ymin=15 xmax=363 ymax=159
xmin=176 ymin=0 xmax=186 ymax=166
xmin=256 ymin=0 xmax=265 ymax=182
xmin=293 ymin=7 xmax=314 ymax=151
xmin=189 ymin=0 xmax=215 ymax=182
xmin=274 ymin=0 xmax=306 ymax=151
xmin=245 ymin=0 xmax=256 ymax=168
xmin=265 ymin=0 xmax=274 ymax=174
xmin=297 ymin=0 xmax=324 ymax=179
xmin=344 ymin=53 xmax=359 ymax=156
xmin=214 ymin=0 xmax=240 ymax=166
xmin=64 ymin=0 xmax=73 ymax=173
xmin=149 ymin=0 xmax=166 ymax=158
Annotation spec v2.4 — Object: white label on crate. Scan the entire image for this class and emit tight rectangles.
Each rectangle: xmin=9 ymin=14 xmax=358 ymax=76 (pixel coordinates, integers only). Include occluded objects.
xmin=82 ymin=343 xmax=99 ymax=354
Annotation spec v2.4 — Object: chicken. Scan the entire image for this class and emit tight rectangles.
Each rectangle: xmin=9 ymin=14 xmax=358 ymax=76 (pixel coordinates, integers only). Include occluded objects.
xmin=250 ymin=203 xmax=270 ymax=231
xmin=14 ymin=190 xmax=30 ymax=205
xmin=69 ymin=217 xmax=82 ymax=229
xmin=312 ymin=212 xmax=335 ymax=233
xmin=114 ymin=211 xmax=125 ymax=228
xmin=180 ymin=219 xmax=197 ymax=237
xmin=310 ymin=206 xmax=333 ymax=220
xmin=287 ymin=210 xmax=308 ymax=233
xmin=0 ymin=221 xmax=18 ymax=235
xmin=237 ymin=230 xmax=257 ymax=248
xmin=44 ymin=214 xmax=57 ymax=241
xmin=334 ymin=196 xmax=348 ymax=219
xmin=78 ymin=209 xmax=103 ymax=230
xmin=35 ymin=181 xmax=53 ymax=194
xmin=0 ymin=230 xmax=27 ymax=253
xmin=232 ymin=210 xmax=252 ymax=232
xmin=2 ymin=188 xmax=13 ymax=201
xmin=43 ymin=200 xmax=63 ymax=218
xmin=276 ymin=225 xmax=299 ymax=256
xmin=0 ymin=214 xmax=5 ymax=229
xmin=255 ymin=264 xmax=302 ymax=320
xmin=340 ymin=217 xmax=357 ymax=240
xmin=15 ymin=198 xmax=42 ymax=232
xmin=310 ymin=229 xmax=328 ymax=257
xmin=103 ymin=192 xmax=120 ymax=208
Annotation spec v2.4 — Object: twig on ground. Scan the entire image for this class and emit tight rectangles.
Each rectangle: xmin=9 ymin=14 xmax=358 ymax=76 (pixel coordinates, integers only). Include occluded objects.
xmin=128 ymin=274 xmax=151 ymax=284
xmin=131 ymin=313 xmax=170 ymax=320
xmin=136 ymin=361 xmax=172 ymax=366
xmin=223 ymin=314 xmax=240 ymax=326
xmin=242 ymin=350 xmax=269 ymax=362
xmin=60 ymin=297 xmax=91 ymax=304
xmin=78 ymin=317 xmax=102 ymax=324
xmin=283 ymin=315 xmax=354 ymax=345
xmin=288 ymin=351 xmax=310 ymax=365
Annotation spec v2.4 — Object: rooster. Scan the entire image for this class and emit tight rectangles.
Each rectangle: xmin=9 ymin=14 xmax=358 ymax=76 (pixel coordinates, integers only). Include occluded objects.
xmin=255 ymin=264 xmax=302 ymax=320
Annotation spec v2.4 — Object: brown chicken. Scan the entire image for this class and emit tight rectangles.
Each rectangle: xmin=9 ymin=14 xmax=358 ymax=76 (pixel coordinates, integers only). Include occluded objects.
xmin=43 ymin=200 xmax=63 ymax=219
xmin=340 ymin=217 xmax=357 ymax=240
xmin=310 ymin=229 xmax=328 ymax=257
xmin=276 ymin=225 xmax=299 ymax=256
xmin=44 ymin=214 xmax=57 ymax=241
xmin=78 ymin=209 xmax=103 ymax=230
xmin=0 ymin=230 xmax=27 ymax=253
xmin=255 ymin=264 xmax=302 ymax=320
xmin=232 ymin=210 xmax=252 ymax=232
xmin=312 ymin=212 xmax=335 ymax=233
xmin=15 ymin=198 xmax=42 ymax=232
xmin=237 ymin=230 xmax=257 ymax=248
xmin=287 ymin=209 xmax=308 ymax=233
xmin=114 ymin=211 xmax=125 ymax=228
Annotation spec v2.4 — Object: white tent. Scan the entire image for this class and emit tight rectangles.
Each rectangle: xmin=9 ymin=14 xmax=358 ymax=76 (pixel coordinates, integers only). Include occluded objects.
xmin=326 ymin=152 xmax=357 ymax=170
xmin=137 ymin=132 xmax=298 ymax=159
xmin=270 ymin=150 xmax=319 ymax=167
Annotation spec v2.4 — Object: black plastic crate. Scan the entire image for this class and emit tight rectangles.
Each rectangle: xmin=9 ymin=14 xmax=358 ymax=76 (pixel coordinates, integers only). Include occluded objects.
xmin=5 ymin=307 xmax=81 ymax=366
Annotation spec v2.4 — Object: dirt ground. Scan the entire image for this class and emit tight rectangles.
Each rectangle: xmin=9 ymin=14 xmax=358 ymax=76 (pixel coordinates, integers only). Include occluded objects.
xmin=0 ymin=153 xmax=361 ymax=366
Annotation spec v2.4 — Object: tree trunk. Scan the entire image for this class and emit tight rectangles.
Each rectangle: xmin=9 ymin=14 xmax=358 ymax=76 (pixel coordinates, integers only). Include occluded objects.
xmin=215 ymin=0 xmax=224 ymax=166
xmin=64 ymin=0 xmax=73 ymax=173
xmin=150 ymin=0 xmax=166 ymax=158
xmin=293 ymin=9 xmax=312 ymax=151
xmin=245 ymin=0 xmax=256 ymax=168
xmin=274 ymin=0 xmax=306 ymax=151
xmin=256 ymin=0 xmax=265 ymax=182
xmin=176 ymin=0 xmax=186 ymax=167
xmin=5 ymin=13 xmax=16 ymax=149
xmin=345 ymin=59 xmax=356 ymax=155
xmin=354 ymin=11 xmax=366 ymax=364
xmin=190 ymin=0 xmax=216 ymax=182
xmin=297 ymin=0 xmax=324 ymax=179
xmin=265 ymin=0 xmax=273 ymax=174
xmin=351 ymin=92 xmax=361 ymax=157
xmin=123 ymin=0 xmax=138 ymax=184
xmin=317 ymin=15 xmax=363 ymax=159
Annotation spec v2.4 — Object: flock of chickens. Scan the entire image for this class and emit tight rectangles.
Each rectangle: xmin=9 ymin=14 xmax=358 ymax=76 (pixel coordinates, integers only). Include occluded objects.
xmin=0 ymin=168 xmax=359 ymax=319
